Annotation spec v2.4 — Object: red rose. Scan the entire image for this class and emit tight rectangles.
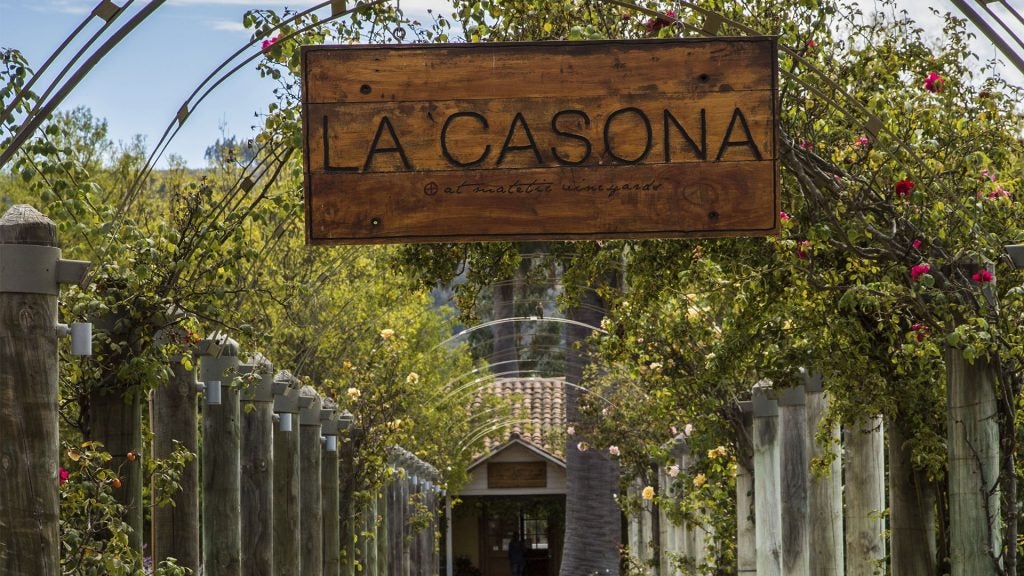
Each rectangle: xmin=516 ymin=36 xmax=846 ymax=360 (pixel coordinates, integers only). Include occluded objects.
xmin=894 ymin=179 xmax=915 ymax=198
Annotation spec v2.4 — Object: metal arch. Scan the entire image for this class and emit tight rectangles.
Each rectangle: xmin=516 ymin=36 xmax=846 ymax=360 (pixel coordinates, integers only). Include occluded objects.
xmin=122 ymin=0 xmax=392 ymax=211
xmin=1 ymin=0 xmax=164 ymax=169
xmin=3 ymin=0 xmax=978 ymax=211
xmin=455 ymin=416 xmax=540 ymax=455
xmin=605 ymin=0 xmax=946 ymax=190
xmin=950 ymin=0 xmax=1024 ymax=76
xmin=434 ymin=316 xmax=607 ymax=351
xmin=0 ymin=0 xmax=133 ymax=127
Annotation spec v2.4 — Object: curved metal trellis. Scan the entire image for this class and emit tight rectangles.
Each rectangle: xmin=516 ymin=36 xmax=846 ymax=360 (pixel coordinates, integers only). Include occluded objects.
xmin=951 ymin=0 xmax=1024 ymax=75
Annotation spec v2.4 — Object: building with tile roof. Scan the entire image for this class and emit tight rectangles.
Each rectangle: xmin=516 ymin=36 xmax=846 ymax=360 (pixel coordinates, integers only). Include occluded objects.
xmin=451 ymin=377 xmax=569 ymax=576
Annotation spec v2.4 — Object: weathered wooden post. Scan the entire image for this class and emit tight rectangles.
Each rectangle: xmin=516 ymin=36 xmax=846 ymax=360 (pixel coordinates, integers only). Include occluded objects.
xmin=752 ymin=383 xmax=782 ymax=576
xmin=0 ymin=205 xmax=88 ymax=575
xmin=844 ymin=415 xmax=885 ymax=576
xmin=803 ymin=373 xmax=843 ymax=576
xmin=425 ymin=474 xmax=438 ymax=576
xmin=360 ymin=496 xmax=375 ymax=576
xmin=300 ymin=386 xmax=324 ymax=576
xmin=152 ymin=317 xmax=200 ymax=573
xmin=411 ymin=465 xmax=426 ymax=576
xmin=86 ymin=312 xmax=145 ymax=554
xmin=322 ymin=402 xmax=342 ymax=576
xmin=388 ymin=464 xmax=401 ymax=576
xmin=240 ymin=355 xmax=275 ymax=576
xmin=400 ymin=456 xmax=412 ymax=576
xmin=889 ymin=419 xmax=937 ymax=575
xmin=736 ymin=404 xmax=756 ymax=576
xmin=946 ymin=346 xmax=1002 ymax=576
xmin=428 ymin=466 xmax=441 ymax=576
xmin=377 ymin=488 xmax=388 ymax=576
xmin=199 ymin=334 xmax=241 ymax=576
xmin=340 ymin=427 xmax=361 ymax=576
xmin=273 ymin=371 xmax=302 ymax=576
xmin=657 ymin=466 xmax=673 ymax=576
xmin=778 ymin=385 xmax=809 ymax=576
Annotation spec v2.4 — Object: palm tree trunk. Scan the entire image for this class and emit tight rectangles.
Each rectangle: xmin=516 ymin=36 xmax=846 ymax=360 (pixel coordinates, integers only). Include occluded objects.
xmin=560 ymin=285 xmax=620 ymax=574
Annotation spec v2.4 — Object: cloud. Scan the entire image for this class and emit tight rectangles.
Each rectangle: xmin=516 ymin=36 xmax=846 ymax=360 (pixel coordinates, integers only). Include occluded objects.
xmin=166 ymin=0 xmax=451 ymax=9
xmin=27 ymin=0 xmax=91 ymax=15
xmin=208 ymin=19 xmax=248 ymax=32
xmin=168 ymin=0 xmax=320 ymax=6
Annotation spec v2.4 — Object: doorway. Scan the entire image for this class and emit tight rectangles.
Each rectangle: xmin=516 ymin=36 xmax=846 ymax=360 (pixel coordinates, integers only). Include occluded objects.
xmin=478 ymin=496 xmax=564 ymax=576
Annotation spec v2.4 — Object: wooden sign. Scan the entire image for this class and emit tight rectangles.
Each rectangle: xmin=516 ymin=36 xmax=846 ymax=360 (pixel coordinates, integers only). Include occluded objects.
xmin=302 ymin=38 xmax=779 ymax=244
xmin=487 ymin=462 xmax=547 ymax=489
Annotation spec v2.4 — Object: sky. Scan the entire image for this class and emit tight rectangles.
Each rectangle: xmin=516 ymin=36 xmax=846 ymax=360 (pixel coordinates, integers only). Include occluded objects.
xmin=1 ymin=0 xmax=1021 ymax=169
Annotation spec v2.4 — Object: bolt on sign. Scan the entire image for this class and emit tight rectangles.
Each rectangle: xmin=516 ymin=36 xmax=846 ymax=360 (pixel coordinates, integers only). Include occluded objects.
xmin=302 ymin=38 xmax=779 ymax=244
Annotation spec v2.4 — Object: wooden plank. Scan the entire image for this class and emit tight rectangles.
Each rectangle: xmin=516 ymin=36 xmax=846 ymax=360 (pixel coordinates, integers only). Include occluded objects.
xmin=844 ymin=416 xmax=886 ymax=576
xmin=752 ymin=386 xmax=782 ymax=576
xmin=946 ymin=348 xmax=1002 ymax=576
xmin=805 ymin=385 xmax=843 ymax=576
xmin=778 ymin=387 xmax=809 ymax=576
xmin=303 ymin=39 xmax=774 ymax=103
xmin=736 ymin=410 xmax=756 ymax=575
xmin=302 ymin=38 xmax=779 ymax=244
xmin=307 ymin=93 xmax=775 ymax=173
xmin=309 ymin=162 xmax=775 ymax=243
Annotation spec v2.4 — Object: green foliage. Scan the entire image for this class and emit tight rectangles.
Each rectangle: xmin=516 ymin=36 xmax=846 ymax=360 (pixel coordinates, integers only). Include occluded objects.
xmin=59 ymin=442 xmax=188 ymax=575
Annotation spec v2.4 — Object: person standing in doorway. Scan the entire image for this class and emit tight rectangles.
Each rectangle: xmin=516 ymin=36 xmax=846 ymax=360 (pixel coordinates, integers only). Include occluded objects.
xmin=508 ymin=532 xmax=527 ymax=576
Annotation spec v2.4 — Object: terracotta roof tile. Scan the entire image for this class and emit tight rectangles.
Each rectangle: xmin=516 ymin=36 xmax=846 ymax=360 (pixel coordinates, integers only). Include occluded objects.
xmin=474 ymin=377 xmax=567 ymax=457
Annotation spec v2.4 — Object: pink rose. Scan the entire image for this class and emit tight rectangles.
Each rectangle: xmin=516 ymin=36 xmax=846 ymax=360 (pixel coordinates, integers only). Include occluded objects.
xmin=971 ymin=269 xmax=993 ymax=283
xmin=910 ymin=263 xmax=930 ymax=281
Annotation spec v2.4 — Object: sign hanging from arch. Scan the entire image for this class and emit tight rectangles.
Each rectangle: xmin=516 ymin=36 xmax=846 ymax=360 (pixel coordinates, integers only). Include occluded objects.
xmin=302 ymin=37 xmax=779 ymax=244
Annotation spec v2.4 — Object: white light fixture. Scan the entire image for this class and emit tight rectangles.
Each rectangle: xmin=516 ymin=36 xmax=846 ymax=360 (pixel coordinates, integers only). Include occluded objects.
xmin=325 ymin=435 xmax=338 ymax=452
xmin=206 ymin=380 xmax=222 ymax=405
xmin=70 ymin=322 xmax=92 ymax=356
xmin=279 ymin=412 xmax=293 ymax=432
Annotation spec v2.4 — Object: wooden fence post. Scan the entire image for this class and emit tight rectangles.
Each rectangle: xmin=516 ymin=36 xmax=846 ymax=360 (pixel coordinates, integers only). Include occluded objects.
xmin=779 ymin=385 xmax=809 ymax=576
xmin=0 ymin=205 xmax=83 ymax=575
xmin=199 ymin=334 xmax=241 ymax=576
xmin=752 ymin=383 xmax=782 ymax=576
xmin=736 ymin=403 xmax=756 ymax=576
xmin=240 ymin=356 xmax=275 ymax=576
xmin=300 ymin=386 xmax=324 ymax=576
xmin=341 ymin=428 xmax=361 ymax=576
xmin=401 ymin=460 xmax=412 ymax=576
xmin=844 ymin=415 xmax=885 ymax=576
xmin=657 ymin=466 xmax=672 ymax=576
xmin=388 ymin=465 xmax=401 ymax=576
xmin=86 ymin=311 xmax=145 ymax=555
xmin=322 ymin=404 xmax=342 ymax=576
xmin=946 ymin=347 xmax=1002 ymax=576
xmin=377 ymin=488 xmax=388 ymax=576
xmin=152 ymin=319 xmax=200 ymax=573
xmin=803 ymin=373 xmax=843 ymax=576
xmin=272 ymin=371 xmax=302 ymax=576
